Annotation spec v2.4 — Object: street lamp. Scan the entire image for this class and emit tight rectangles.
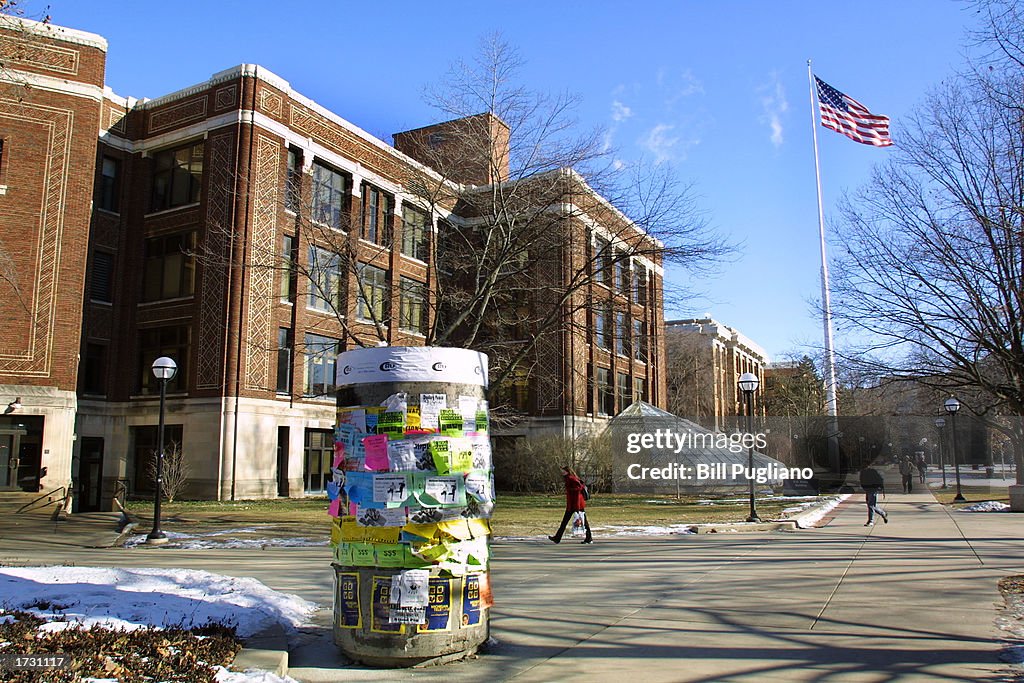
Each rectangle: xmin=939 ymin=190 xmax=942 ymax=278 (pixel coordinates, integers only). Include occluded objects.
xmin=738 ymin=372 xmax=760 ymax=522
xmin=944 ymin=397 xmax=966 ymax=502
xmin=934 ymin=417 xmax=947 ymax=489
xmin=146 ymin=356 xmax=178 ymax=544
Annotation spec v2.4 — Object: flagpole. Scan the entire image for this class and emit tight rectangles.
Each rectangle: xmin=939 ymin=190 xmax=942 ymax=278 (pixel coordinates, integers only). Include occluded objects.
xmin=808 ymin=60 xmax=842 ymax=475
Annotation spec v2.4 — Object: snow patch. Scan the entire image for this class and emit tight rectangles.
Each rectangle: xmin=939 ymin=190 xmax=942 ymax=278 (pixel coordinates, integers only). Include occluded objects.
xmin=0 ymin=566 xmax=317 ymax=638
xmin=961 ymin=501 xmax=1011 ymax=512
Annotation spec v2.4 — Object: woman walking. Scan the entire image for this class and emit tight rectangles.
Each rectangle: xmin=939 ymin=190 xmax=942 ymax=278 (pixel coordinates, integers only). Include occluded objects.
xmin=548 ymin=466 xmax=593 ymax=544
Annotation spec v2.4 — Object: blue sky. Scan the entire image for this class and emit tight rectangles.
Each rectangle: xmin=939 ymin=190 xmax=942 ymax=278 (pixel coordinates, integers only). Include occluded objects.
xmin=44 ymin=1 xmax=977 ymax=360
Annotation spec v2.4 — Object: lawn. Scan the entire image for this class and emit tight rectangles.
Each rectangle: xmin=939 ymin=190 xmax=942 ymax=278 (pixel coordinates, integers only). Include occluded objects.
xmin=125 ymin=492 xmax=823 ymax=539
xmin=932 ymin=485 xmax=1011 ymax=507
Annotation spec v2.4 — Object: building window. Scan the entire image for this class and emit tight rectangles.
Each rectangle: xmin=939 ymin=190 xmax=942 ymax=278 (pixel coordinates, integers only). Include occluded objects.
xmin=131 ymin=424 xmax=184 ymax=495
xmin=364 ymin=186 xmax=379 ymax=243
xmin=362 ymin=185 xmax=393 ymax=245
xmin=597 ymin=367 xmax=614 ymax=416
xmin=286 ymin=148 xmax=301 ymax=213
xmin=142 ymin=232 xmax=196 ymax=301
xmin=304 ymin=333 xmax=339 ymax=398
xmin=280 ymin=234 xmax=297 ymax=302
xmin=401 ymin=205 xmax=429 ymax=261
xmin=617 ymin=372 xmax=630 ymax=412
xmin=303 ymin=428 xmax=334 ymax=493
xmin=615 ymin=311 xmax=629 ymax=357
xmin=615 ymin=256 xmax=629 ymax=295
xmin=633 ymin=376 xmax=645 ymax=403
xmin=633 ymin=319 xmax=646 ymax=362
xmin=595 ymin=303 xmax=611 ymax=350
xmin=138 ymin=325 xmax=189 ymax=394
xmin=90 ymin=251 xmax=114 ymax=303
xmin=307 ymin=245 xmax=342 ymax=312
xmin=80 ymin=342 xmax=107 ymax=395
xmin=96 ymin=156 xmax=120 ymax=212
xmin=276 ymin=327 xmax=293 ymax=394
xmin=633 ymin=266 xmax=647 ymax=306
xmin=151 ymin=140 xmax=203 ymax=211
xmin=356 ymin=263 xmax=389 ymax=322
xmin=594 ymin=236 xmax=612 ymax=286
xmin=399 ymin=277 xmax=427 ymax=335
xmin=586 ymin=363 xmax=595 ymax=414
xmin=312 ymin=161 xmax=346 ymax=229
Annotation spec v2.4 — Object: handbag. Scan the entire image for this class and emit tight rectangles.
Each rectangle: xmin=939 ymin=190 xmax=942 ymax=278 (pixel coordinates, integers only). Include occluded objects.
xmin=571 ymin=511 xmax=586 ymax=537
xmin=582 ymin=482 xmax=591 ymax=501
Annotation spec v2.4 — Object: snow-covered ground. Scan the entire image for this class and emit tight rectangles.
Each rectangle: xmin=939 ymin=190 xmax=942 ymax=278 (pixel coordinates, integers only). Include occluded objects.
xmin=596 ymin=524 xmax=696 ymax=536
xmin=122 ymin=529 xmax=327 ymax=550
xmin=960 ymin=500 xmax=1012 ymax=512
xmin=0 ymin=566 xmax=317 ymax=682
xmin=788 ymin=494 xmax=849 ymax=528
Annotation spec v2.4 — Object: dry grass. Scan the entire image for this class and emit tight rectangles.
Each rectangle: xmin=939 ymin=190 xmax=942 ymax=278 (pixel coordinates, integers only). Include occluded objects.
xmin=932 ymin=485 xmax=1011 ymax=507
xmin=126 ymin=492 xmax=821 ymax=539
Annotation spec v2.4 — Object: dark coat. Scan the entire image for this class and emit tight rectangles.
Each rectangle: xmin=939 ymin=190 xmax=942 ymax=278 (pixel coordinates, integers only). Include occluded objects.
xmin=563 ymin=473 xmax=586 ymax=512
xmin=860 ymin=467 xmax=884 ymax=492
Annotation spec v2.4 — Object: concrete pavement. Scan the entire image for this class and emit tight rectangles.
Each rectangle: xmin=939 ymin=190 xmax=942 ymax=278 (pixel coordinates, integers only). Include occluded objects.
xmin=0 ymin=484 xmax=1021 ymax=681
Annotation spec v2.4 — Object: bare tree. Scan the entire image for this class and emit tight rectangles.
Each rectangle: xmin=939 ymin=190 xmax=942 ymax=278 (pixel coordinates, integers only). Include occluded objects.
xmin=830 ymin=23 xmax=1024 ymax=484
xmin=763 ymin=356 xmax=826 ymax=419
xmin=664 ymin=332 xmax=717 ymax=424
xmin=400 ymin=34 xmax=730 ymax=407
xmin=198 ymin=35 xmax=729 ymax=413
xmin=146 ymin=441 xmax=189 ymax=503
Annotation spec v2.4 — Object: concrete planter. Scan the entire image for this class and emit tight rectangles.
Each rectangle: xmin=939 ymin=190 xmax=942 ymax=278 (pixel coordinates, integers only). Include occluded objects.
xmin=1009 ymin=484 xmax=1024 ymax=512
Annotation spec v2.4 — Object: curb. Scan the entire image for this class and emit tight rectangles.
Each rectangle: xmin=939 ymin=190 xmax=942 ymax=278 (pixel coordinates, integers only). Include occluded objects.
xmin=790 ymin=493 xmax=852 ymax=529
xmin=232 ymin=623 xmax=289 ymax=677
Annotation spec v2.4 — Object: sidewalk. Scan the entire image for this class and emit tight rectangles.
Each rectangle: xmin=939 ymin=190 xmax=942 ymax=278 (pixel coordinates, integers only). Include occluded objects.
xmin=279 ymin=482 xmax=1024 ymax=682
xmin=0 ymin=486 xmax=1020 ymax=681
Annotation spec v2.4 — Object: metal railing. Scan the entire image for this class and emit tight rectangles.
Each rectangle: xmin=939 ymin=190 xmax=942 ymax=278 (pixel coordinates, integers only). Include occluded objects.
xmin=16 ymin=485 xmax=66 ymax=515
xmin=113 ymin=479 xmax=130 ymax=512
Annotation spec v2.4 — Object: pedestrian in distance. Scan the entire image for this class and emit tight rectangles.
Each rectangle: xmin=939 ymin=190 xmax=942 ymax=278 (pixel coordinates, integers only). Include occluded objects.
xmin=859 ymin=465 xmax=888 ymax=526
xmin=899 ymin=456 xmax=915 ymax=493
xmin=548 ymin=465 xmax=593 ymax=544
xmin=916 ymin=454 xmax=927 ymax=484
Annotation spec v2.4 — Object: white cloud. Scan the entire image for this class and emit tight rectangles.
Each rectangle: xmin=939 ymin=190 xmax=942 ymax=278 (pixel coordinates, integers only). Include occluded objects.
xmin=643 ymin=123 xmax=684 ymax=164
xmin=675 ymin=68 xmax=705 ymax=97
xmin=759 ymin=72 xmax=788 ymax=148
xmin=664 ymin=68 xmax=705 ymax=108
xmin=611 ymin=100 xmax=633 ymax=122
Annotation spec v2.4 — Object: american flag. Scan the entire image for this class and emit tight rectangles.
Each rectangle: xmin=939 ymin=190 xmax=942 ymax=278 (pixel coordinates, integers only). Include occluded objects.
xmin=815 ymin=76 xmax=892 ymax=147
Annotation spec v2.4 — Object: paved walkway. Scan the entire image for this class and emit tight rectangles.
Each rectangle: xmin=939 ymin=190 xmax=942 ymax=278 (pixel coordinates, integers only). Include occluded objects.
xmin=0 ymin=483 xmax=1021 ymax=681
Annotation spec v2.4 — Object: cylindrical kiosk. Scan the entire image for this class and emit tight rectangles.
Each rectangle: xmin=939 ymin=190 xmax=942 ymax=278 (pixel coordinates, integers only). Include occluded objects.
xmin=329 ymin=346 xmax=493 ymax=667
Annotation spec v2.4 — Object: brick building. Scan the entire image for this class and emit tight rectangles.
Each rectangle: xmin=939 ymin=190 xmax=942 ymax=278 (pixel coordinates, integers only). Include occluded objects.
xmin=664 ymin=317 xmax=767 ymax=430
xmin=0 ymin=18 xmax=106 ymax=496
xmin=0 ymin=17 xmax=666 ymax=507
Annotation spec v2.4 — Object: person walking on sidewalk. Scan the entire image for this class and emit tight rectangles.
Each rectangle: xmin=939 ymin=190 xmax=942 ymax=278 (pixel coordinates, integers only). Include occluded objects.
xmin=859 ymin=465 xmax=888 ymax=526
xmin=899 ymin=456 xmax=915 ymax=493
xmin=548 ymin=466 xmax=593 ymax=544
xmin=916 ymin=454 xmax=928 ymax=484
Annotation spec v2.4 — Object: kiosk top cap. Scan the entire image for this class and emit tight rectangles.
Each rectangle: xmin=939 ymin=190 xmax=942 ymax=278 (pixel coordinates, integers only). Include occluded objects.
xmin=336 ymin=346 xmax=489 ymax=387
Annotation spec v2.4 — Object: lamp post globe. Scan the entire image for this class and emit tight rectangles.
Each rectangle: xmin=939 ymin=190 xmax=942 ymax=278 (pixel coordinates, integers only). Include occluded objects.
xmin=943 ymin=398 xmax=966 ymax=502
xmin=738 ymin=372 xmax=760 ymax=522
xmin=146 ymin=356 xmax=178 ymax=544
